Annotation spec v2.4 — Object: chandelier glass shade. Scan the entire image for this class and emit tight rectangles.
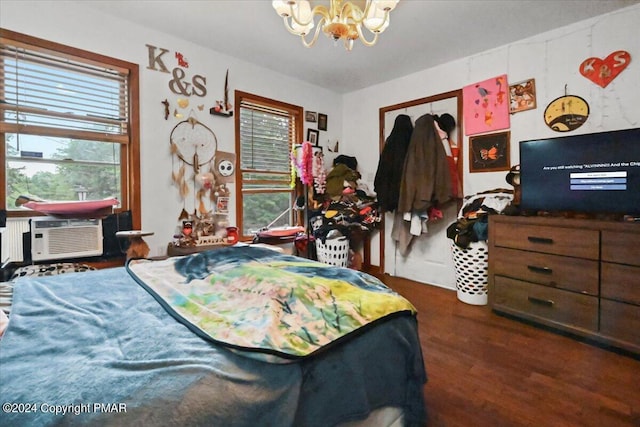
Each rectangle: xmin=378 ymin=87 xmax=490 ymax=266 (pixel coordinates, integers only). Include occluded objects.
xmin=272 ymin=0 xmax=399 ymax=51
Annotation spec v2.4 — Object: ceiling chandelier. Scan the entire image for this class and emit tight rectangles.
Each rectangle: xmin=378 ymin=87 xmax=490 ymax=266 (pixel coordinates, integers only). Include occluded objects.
xmin=272 ymin=0 xmax=400 ymax=51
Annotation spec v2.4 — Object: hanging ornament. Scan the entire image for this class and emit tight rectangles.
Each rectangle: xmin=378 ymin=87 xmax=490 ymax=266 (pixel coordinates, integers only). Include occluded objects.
xmin=180 ymin=180 xmax=190 ymax=199
xmin=172 ymin=164 xmax=186 ymax=187
xmin=170 ymin=116 xmax=217 ymax=167
xmin=198 ymin=198 xmax=207 ymax=215
xmin=289 ymin=155 xmax=297 ymax=188
xmin=312 ymin=147 xmax=327 ymax=194
xmin=290 ymin=142 xmax=314 ymax=186
xmin=195 ymin=171 xmax=215 ymax=190
xmin=169 ymin=115 xmax=218 ymax=203
xmin=301 ymin=142 xmax=314 ymax=186
xmin=178 ymin=208 xmax=190 ymax=221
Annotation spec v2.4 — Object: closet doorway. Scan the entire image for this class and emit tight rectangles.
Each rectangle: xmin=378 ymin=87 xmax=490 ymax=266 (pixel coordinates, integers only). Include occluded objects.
xmin=377 ymin=90 xmax=463 ymax=289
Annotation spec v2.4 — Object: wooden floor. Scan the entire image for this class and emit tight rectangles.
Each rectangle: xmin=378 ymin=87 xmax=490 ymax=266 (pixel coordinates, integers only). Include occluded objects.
xmin=382 ymin=275 xmax=640 ymax=427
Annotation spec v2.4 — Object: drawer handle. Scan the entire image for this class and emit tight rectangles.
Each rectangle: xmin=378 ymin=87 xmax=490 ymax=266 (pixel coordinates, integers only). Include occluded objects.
xmin=528 ymin=296 xmax=555 ymax=307
xmin=527 ymin=236 xmax=554 ymax=244
xmin=527 ymin=265 xmax=553 ymax=275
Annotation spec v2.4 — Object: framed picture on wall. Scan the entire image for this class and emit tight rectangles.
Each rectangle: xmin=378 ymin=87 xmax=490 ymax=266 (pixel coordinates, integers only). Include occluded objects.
xmin=509 ymin=79 xmax=536 ymax=114
xmin=307 ymin=128 xmax=319 ymax=146
xmin=318 ymin=113 xmax=328 ymax=131
xmin=305 ymin=111 xmax=317 ymax=122
xmin=469 ymin=131 xmax=510 ymax=172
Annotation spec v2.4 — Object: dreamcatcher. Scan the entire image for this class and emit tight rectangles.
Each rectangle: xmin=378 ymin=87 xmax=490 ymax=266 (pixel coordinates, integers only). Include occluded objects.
xmin=170 ymin=115 xmax=218 ymax=218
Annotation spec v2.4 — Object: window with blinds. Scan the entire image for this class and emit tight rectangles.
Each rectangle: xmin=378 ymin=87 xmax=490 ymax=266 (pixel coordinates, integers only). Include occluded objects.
xmin=1 ymin=29 xmax=139 ymax=220
xmin=236 ymin=92 xmax=302 ymax=237
xmin=0 ymin=45 xmax=129 ymax=138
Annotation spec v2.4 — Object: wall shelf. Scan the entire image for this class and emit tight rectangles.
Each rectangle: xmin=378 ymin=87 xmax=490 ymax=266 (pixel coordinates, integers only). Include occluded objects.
xmin=210 ymin=108 xmax=233 ymax=117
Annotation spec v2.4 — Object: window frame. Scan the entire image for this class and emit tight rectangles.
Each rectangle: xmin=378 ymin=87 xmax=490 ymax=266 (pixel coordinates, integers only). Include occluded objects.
xmin=0 ymin=28 xmax=141 ymax=228
xmin=234 ymin=90 xmax=303 ymax=240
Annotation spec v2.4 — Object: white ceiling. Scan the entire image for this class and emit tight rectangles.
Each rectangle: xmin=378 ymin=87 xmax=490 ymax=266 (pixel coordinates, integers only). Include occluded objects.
xmin=80 ymin=0 xmax=639 ymax=94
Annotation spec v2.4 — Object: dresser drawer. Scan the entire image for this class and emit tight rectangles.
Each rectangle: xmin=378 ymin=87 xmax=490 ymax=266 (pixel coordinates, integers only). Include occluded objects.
xmin=492 ymin=247 xmax=598 ymax=295
xmin=600 ymin=300 xmax=640 ymax=348
xmin=601 ymin=231 xmax=640 ymax=266
xmin=601 ymin=262 xmax=640 ymax=305
xmin=493 ymin=224 xmax=599 ymax=259
xmin=492 ymin=276 xmax=598 ymax=331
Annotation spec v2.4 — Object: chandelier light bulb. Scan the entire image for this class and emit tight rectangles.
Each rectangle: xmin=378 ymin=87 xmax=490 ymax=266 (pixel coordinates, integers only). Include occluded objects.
xmin=272 ymin=0 xmax=296 ymax=17
xmin=373 ymin=0 xmax=399 ymax=12
xmin=290 ymin=1 xmax=315 ymax=35
xmin=364 ymin=4 xmax=389 ymax=33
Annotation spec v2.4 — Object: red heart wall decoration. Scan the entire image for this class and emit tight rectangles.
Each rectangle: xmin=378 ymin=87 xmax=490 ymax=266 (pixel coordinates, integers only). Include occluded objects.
xmin=580 ymin=50 xmax=631 ymax=88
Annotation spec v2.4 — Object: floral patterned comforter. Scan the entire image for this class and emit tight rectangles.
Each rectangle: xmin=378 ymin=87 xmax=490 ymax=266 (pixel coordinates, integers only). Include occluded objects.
xmin=127 ymin=246 xmax=416 ymax=360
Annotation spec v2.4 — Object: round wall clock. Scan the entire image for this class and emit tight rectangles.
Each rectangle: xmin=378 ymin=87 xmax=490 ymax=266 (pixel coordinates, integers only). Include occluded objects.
xmin=543 ymin=95 xmax=589 ymax=132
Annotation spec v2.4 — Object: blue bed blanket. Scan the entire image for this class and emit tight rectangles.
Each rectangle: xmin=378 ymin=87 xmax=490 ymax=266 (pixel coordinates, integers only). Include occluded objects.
xmin=0 ymin=266 xmax=426 ymax=426
xmin=127 ymin=247 xmax=417 ymax=360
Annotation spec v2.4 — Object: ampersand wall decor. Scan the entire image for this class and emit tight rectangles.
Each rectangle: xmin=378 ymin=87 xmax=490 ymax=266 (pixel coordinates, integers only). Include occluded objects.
xmin=146 ymin=44 xmax=207 ymax=97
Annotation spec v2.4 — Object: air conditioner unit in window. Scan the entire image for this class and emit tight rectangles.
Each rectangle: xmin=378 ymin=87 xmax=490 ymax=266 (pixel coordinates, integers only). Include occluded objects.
xmin=31 ymin=217 xmax=103 ymax=262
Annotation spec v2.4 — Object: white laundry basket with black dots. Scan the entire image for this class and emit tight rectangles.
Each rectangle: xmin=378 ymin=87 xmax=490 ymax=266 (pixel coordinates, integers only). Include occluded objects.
xmin=451 ymin=240 xmax=489 ymax=305
xmin=316 ymin=237 xmax=350 ymax=267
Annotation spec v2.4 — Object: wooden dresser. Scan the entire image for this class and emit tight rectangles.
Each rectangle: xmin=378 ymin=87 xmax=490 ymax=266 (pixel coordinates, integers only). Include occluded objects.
xmin=488 ymin=215 xmax=640 ymax=354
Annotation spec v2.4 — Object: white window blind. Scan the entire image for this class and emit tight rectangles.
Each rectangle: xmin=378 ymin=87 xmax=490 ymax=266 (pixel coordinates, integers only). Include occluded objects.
xmin=0 ymin=40 xmax=129 ymax=142
xmin=239 ymin=101 xmax=295 ymax=190
xmin=237 ymin=96 xmax=301 ymax=236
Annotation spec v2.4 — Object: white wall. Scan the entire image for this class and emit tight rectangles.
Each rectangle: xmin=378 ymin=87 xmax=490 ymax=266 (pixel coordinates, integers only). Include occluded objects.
xmin=1 ymin=0 xmax=343 ymax=257
xmin=342 ymin=5 xmax=640 ymax=286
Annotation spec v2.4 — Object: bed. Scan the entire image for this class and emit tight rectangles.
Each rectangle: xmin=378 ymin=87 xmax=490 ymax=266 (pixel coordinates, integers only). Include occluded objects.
xmin=0 ymin=246 xmax=427 ymax=426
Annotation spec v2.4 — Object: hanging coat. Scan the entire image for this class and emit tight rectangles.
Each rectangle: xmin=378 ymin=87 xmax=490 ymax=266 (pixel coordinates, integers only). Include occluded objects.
xmin=397 ymin=113 xmax=451 ymax=214
xmin=374 ymin=114 xmax=413 ymax=212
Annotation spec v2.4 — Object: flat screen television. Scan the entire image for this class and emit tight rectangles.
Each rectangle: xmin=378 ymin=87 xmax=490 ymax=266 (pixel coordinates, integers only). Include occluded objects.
xmin=520 ymin=128 xmax=640 ymax=215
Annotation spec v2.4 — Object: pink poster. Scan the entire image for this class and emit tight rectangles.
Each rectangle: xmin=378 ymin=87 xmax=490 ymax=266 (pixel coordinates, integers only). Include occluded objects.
xmin=463 ymin=75 xmax=510 ymax=136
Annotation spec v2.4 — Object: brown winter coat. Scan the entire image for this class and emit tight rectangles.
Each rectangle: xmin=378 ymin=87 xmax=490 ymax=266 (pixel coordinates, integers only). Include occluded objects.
xmin=397 ymin=114 xmax=451 ymax=213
